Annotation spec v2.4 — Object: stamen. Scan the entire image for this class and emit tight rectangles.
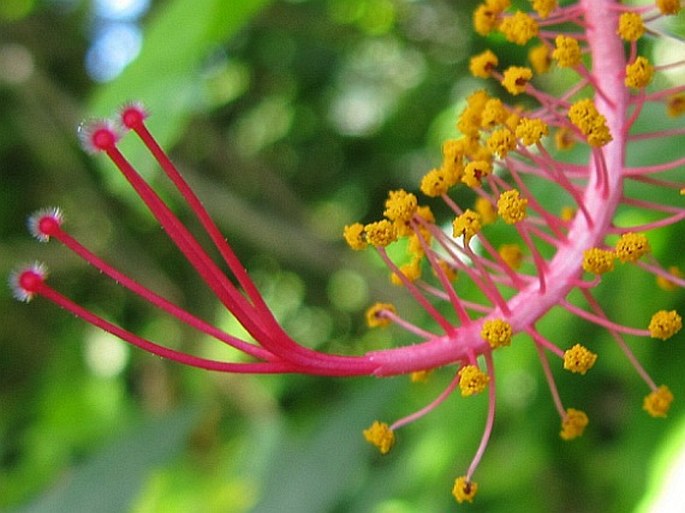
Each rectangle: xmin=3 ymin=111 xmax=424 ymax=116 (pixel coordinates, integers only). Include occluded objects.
xmin=9 ymin=263 xmax=48 ymax=302
xmin=119 ymin=102 xmax=148 ymax=130
xmin=78 ymin=119 xmax=120 ymax=154
xmin=27 ymin=207 xmax=63 ymax=242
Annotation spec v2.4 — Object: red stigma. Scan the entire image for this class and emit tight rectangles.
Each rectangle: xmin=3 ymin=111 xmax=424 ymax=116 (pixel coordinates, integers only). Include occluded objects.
xmin=19 ymin=270 xmax=43 ymax=294
xmin=120 ymin=104 xmax=147 ymax=129
xmin=38 ymin=216 xmax=60 ymax=237
xmin=91 ymin=127 xmax=117 ymax=150
xmin=79 ymin=120 xmax=120 ymax=154
xmin=11 ymin=264 xmax=48 ymax=302
xmin=28 ymin=207 xmax=63 ymax=242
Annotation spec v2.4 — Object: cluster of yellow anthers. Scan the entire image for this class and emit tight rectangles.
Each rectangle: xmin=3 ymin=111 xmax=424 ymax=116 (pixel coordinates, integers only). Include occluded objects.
xmin=583 ymin=232 xmax=653 ymax=272
xmin=349 ymin=0 xmax=684 ymax=504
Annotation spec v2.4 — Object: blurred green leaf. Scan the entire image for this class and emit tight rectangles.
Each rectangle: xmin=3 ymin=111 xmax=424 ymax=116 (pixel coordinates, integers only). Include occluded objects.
xmin=13 ymin=407 xmax=200 ymax=513
xmin=89 ymin=0 xmax=272 ymax=147
xmin=635 ymin=414 xmax=685 ymax=513
xmin=249 ymin=380 xmax=396 ymax=513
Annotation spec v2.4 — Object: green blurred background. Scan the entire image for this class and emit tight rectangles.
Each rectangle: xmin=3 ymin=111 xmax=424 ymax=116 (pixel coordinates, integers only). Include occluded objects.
xmin=1 ymin=1 xmax=684 ymax=512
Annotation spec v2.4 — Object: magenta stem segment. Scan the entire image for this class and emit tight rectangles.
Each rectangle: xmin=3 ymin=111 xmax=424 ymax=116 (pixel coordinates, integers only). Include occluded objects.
xmin=383 ymin=310 xmax=437 ymax=339
xmin=560 ymin=299 xmax=650 ymax=337
xmin=639 ymin=261 xmax=685 ymax=289
xmin=466 ymin=351 xmax=496 ymax=480
xmin=99 ymin=134 xmax=375 ymax=372
xmin=391 ymin=369 xmax=462 ymax=430
xmin=376 ymin=247 xmax=455 ymax=334
xmin=103 ymin=145 xmax=255 ymax=317
xmin=34 ymin=275 xmax=296 ymax=374
xmin=126 ymin=116 xmax=273 ymax=318
xmin=52 ymin=225 xmax=273 ymax=361
xmin=580 ymin=288 xmax=658 ymax=390
xmin=529 ymin=329 xmax=566 ymax=418
xmin=412 ymin=221 xmax=471 ymax=325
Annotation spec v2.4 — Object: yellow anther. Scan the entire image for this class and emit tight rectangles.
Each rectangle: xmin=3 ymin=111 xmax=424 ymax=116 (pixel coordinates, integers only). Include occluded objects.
xmin=410 ymin=370 xmax=433 ymax=383
xmin=614 ymin=232 xmax=650 ymax=263
xmin=415 ymin=205 xmax=435 ymax=224
xmin=499 ymin=11 xmax=539 ymax=45
xmin=531 ymin=0 xmax=557 ymax=18
xmin=458 ymin=90 xmax=491 ymax=136
xmin=343 ymin=223 xmax=367 ymax=250
xmin=394 ymin=222 xmax=413 ymax=238
xmin=453 ymin=209 xmax=482 ymax=242
xmin=384 ymin=189 xmax=418 ymax=223
xmin=481 ymin=98 xmax=509 ymax=129
xmin=487 ymin=128 xmax=517 ymax=158
xmin=552 ymin=35 xmax=582 ymax=67
xmin=481 ymin=318 xmax=513 ymax=348
xmin=473 ymin=4 xmax=501 ymax=36
xmin=469 ymin=49 xmax=499 ymax=79
xmin=554 ymin=127 xmax=576 ymax=150
xmin=442 ymin=164 xmax=465 ymax=187
xmin=452 ymin=476 xmax=478 ymax=504
xmin=434 ymin=259 xmax=458 ymax=282
xmin=656 ymin=265 xmax=683 ymax=291
xmin=407 ymin=234 xmax=424 ymax=258
xmin=457 ymin=135 xmax=480 ymax=160
xmin=365 ymin=302 xmax=397 ymax=328
xmin=459 ymin=364 xmax=490 ymax=396
xmin=515 ymin=117 xmax=549 ymax=146
xmin=498 ymin=243 xmax=524 ymax=269
xmin=563 ymin=344 xmax=598 ymax=375
xmin=656 ymin=0 xmax=681 ymax=15
xmin=582 ymin=248 xmax=616 ymax=274
xmin=407 ymin=234 xmax=426 ymax=261
xmin=364 ymin=220 xmax=397 ymax=247
xmin=505 ymin=109 xmax=522 ymax=131
xmin=443 ymin=138 xmax=467 ymax=163
xmin=462 ymin=160 xmax=492 ymax=188
xmin=560 ymin=206 xmax=576 ymax=222
xmin=497 ymin=189 xmax=528 ymax=224
xmin=568 ymin=99 xmax=613 ymax=147
xmin=560 ymin=408 xmax=589 ymax=440
xmin=475 ymin=196 xmax=498 ymax=225
xmin=390 ymin=259 xmax=422 ymax=285
xmin=528 ymin=44 xmax=551 ymax=74
xmin=643 ymin=385 xmax=674 ymax=418
xmin=648 ymin=310 xmax=682 ymax=340
xmin=467 ymin=141 xmax=493 ymax=163
xmin=363 ymin=421 xmax=395 ymax=454
xmin=420 ymin=168 xmax=451 ymax=197
xmin=486 ymin=0 xmax=511 ymax=9
xmin=501 ymin=66 xmax=533 ymax=96
xmin=625 ymin=56 xmax=654 ymax=89
xmin=467 ymin=89 xmax=491 ymax=110
xmin=617 ymin=12 xmax=645 ymax=41
xmin=667 ymin=93 xmax=685 ymax=117
xmin=440 ymin=161 xmax=465 ymax=187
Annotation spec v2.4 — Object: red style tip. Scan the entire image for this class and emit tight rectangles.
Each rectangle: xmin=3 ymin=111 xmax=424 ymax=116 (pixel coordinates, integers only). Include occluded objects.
xmin=78 ymin=119 xmax=120 ymax=153
xmin=28 ymin=207 xmax=63 ymax=242
xmin=120 ymin=102 xmax=148 ymax=130
xmin=10 ymin=263 xmax=47 ymax=302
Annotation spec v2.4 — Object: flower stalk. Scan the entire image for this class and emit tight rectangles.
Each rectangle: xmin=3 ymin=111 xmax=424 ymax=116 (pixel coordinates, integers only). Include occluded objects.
xmin=11 ymin=0 xmax=685 ymax=503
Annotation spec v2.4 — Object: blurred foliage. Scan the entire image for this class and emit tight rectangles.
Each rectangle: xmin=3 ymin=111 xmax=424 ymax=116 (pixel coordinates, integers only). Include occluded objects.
xmin=1 ymin=1 xmax=684 ymax=512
